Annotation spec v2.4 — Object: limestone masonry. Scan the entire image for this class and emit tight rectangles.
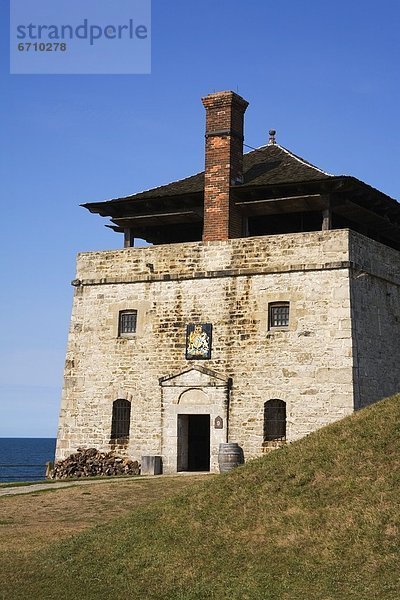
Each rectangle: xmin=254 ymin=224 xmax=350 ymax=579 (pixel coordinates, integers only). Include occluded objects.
xmin=56 ymin=91 xmax=400 ymax=473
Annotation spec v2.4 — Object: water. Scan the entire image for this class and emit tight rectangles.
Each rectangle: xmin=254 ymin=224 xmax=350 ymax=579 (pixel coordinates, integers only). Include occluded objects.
xmin=0 ymin=438 xmax=56 ymax=483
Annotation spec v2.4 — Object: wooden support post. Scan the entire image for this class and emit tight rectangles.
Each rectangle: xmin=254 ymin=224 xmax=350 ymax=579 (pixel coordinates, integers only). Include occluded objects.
xmin=322 ymin=196 xmax=332 ymax=230
xmin=124 ymin=228 xmax=134 ymax=248
xmin=322 ymin=209 xmax=332 ymax=230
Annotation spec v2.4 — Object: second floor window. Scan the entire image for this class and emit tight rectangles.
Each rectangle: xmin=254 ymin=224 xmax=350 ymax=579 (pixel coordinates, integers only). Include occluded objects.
xmin=269 ymin=302 xmax=290 ymax=329
xmin=119 ymin=310 xmax=137 ymax=336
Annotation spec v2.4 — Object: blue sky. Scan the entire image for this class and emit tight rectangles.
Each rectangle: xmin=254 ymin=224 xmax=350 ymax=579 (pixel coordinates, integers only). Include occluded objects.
xmin=1 ymin=0 xmax=399 ymax=437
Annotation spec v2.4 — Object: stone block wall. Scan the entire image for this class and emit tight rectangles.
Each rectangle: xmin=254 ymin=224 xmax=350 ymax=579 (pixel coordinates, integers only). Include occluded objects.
xmin=75 ymin=229 xmax=350 ymax=283
xmin=349 ymin=231 xmax=400 ymax=408
xmin=56 ymin=229 xmax=400 ymax=470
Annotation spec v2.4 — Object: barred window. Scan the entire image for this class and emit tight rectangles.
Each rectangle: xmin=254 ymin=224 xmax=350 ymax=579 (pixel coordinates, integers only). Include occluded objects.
xmin=111 ymin=399 xmax=131 ymax=440
xmin=264 ymin=399 xmax=286 ymax=441
xmin=119 ymin=310 xmax=137 ymax=336
xmin=269 ymin=302 xmax=289 ymax=329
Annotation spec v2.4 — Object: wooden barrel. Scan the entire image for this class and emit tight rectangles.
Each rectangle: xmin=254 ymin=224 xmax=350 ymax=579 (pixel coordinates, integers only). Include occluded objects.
xmin=218 ymin=443 xmax=244 ymax=473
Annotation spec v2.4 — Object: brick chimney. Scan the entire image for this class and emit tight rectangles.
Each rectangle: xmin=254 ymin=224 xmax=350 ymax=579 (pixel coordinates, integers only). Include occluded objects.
xmin=201 ymin=91 xmax=249 ymax=242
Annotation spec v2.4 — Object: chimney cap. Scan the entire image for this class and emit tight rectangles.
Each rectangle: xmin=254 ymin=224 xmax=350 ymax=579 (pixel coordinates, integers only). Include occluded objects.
xmin=202 ymin=90 xmax=249 ymax=111
xmin=268 ymin=129 xmax=277 ymax=145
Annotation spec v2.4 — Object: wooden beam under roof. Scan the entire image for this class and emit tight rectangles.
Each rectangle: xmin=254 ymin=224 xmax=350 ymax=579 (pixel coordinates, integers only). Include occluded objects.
xmin=112 ymin=209 xmax=203 ymax=227
xmin=334 ymin=200 xmax=400 ymax=241
xmin=105 ymin=196 xmax=203 ymax=219
xmin=235 ymin=194 xmax=328 ymax=216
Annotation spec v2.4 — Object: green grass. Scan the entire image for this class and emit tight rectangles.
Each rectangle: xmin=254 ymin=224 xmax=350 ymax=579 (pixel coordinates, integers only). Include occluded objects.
xmin=1 ymin=394 xmax=399 ymax=600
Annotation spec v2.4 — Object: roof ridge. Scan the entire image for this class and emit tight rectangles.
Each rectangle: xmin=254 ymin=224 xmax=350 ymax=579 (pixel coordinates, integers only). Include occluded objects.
xmin=87 ymin=141 xmax=335 ymax=207
xmin=244 ymin=142 xmax=334 ymax=177
xmin=243 ymin=143 xmax=269 ymax=154
xmin=276 ymin=144 xmax=334 ymax=176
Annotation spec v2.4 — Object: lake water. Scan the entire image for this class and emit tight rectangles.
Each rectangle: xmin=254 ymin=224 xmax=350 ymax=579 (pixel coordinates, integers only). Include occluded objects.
xmin=0 ymin=438 xmax=56 ymax=483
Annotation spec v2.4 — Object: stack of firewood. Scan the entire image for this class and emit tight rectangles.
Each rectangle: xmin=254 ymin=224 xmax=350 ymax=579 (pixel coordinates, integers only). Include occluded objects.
xmin=47 ymin=447 xmax=140 ymax=479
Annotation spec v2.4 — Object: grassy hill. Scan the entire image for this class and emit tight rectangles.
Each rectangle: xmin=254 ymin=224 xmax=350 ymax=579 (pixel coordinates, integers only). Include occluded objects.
xmin=2 ymin=394 xmax=400 ymax=600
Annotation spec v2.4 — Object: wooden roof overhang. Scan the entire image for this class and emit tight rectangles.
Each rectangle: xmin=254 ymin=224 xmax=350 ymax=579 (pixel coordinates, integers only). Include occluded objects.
xmin=82 ymin=174 xmax=400 ymax=247
xmin=232 ymin=176 xmax=400 ymax=245
xmin=82 ymin=190 xmax=203 ymax=218
xmin=83 ymin=191 xmax=204 ymax=240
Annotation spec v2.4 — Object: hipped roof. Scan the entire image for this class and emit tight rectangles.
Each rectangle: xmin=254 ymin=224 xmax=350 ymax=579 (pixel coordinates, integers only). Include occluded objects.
xmin=83 ymin=143 xmax=336 ymax=212
xmin=82 ymin=142 xmax=400 ymax=247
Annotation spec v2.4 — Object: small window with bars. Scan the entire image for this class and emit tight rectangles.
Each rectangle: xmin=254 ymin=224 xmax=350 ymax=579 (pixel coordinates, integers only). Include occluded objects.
xmin=118 ymin=310 xmax=137 ymax=336
xmin=268 ymin=302 xmax=290 ymax=329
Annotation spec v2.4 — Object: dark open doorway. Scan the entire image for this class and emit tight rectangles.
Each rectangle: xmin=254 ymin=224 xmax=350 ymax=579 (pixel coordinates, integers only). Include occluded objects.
xmin=177 ymin=414 xmax=210 ymax=472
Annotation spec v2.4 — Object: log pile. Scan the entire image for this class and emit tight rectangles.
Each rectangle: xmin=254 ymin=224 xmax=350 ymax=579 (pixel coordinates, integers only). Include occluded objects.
xmin=48 ymin=447 xmax=140 ymax=479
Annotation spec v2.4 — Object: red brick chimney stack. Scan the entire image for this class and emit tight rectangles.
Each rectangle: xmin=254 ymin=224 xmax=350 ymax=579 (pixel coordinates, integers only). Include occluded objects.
xmin=201 ymin=91 xmax=249 ymax=242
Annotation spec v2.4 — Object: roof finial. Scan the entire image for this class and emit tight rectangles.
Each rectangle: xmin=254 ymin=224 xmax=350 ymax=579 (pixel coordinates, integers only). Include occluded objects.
xmin=268 ymin=129 xmax=276 ymax=145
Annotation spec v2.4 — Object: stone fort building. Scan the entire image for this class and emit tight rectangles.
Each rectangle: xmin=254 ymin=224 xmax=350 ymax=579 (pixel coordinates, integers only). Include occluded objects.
xmin=56 ymin=91 xmax=400 ymax=473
